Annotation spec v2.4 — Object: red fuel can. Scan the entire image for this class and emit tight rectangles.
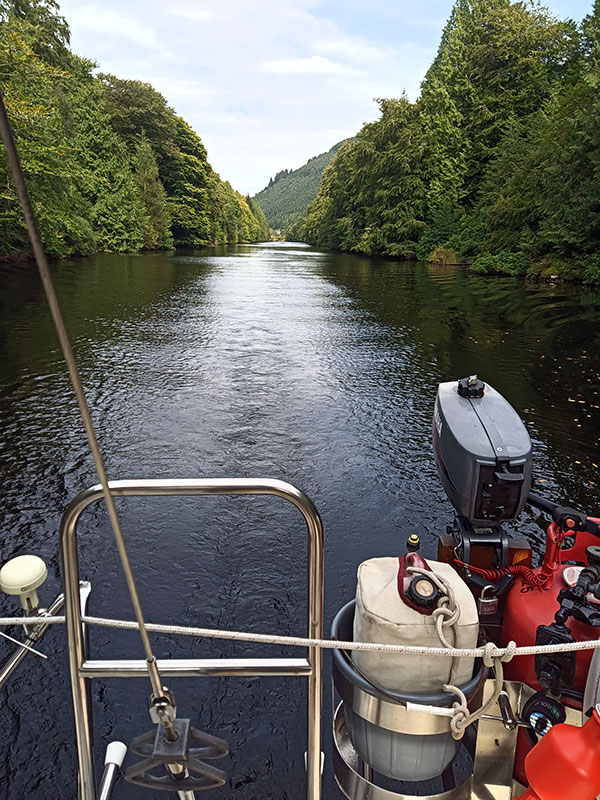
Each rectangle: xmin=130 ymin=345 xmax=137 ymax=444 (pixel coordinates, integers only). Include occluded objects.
xmin=502 ymin=564 xmax=597 ymax=692
xmin=500 ymin=526 xmax=600 ymax=785
xmin=518 ymin=708 xmax=600 ymax=800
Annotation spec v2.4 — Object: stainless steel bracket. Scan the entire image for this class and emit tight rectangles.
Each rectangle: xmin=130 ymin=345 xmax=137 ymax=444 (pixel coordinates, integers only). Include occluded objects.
xmin=333 ymin=681 xmax=542 ymax=800
xmin=332 ymin=703 xmax=472 ymax=800
xmin=471 ymin=681 xmax=524 ymax=800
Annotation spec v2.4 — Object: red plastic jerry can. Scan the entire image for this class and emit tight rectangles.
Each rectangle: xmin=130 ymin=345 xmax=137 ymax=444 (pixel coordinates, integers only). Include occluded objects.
xmin=518 ymin=706 xmax=600 ymax=800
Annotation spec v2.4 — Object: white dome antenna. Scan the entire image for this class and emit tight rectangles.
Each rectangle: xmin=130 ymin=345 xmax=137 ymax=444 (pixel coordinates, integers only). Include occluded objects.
xmin=0 ymin=555 xmax=48 ymax=612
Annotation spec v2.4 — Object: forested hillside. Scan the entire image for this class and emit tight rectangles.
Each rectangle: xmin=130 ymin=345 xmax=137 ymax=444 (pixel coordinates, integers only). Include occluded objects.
xmin=254 ymin=141 xmax=347 ymax=232
xmin=291 ymin=0 xmax=600 ymax=284
xmin=0 ymin=1 xmax=269 ymax=258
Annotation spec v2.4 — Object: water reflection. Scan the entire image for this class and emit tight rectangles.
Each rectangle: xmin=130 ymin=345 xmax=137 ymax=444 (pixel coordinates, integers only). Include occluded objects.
xmin=0 ymin=244 xmax=598 ymax=798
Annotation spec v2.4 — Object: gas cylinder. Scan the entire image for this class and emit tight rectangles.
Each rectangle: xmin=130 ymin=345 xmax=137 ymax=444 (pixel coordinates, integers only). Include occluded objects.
xmin=354 ymin=554 xmax=479 ymax=692
xmin=345 ymin=553 xmax=480 ymax=782
xmin=517 ymin=706 xmax=600 ymax=800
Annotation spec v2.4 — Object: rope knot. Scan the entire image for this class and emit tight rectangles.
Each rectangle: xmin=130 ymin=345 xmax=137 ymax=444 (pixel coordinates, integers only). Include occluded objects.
xmin=501 ymin=640 xmax=517 ymax=663
xmin=481 ymin=639 xmax=516 ymax=667
xmin=483 ymin=641 xmax=498 ymax=668
xmin=443 ymin=683 xmax=469 ymax=740
xmin=432 ymin=602 xmax=461 ymax=628
xmin=450 ymin=709 xmax=468 ymax=739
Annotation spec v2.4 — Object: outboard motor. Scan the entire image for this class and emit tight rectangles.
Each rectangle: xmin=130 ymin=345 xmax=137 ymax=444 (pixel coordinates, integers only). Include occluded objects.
xmin=433 ymin=377 xmax=533 ymax=609
xmin=433 ymin=376 xmax=532 ymax=526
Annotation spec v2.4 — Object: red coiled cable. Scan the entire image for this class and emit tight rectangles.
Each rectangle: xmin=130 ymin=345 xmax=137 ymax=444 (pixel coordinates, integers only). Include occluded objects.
xmin=453 ymin=560 xmax=550 ymax=587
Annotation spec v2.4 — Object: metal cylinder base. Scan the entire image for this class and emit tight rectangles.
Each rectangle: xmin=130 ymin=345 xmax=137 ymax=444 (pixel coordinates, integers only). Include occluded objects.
xmin=333 ymin=704 xmax=473 ymax=800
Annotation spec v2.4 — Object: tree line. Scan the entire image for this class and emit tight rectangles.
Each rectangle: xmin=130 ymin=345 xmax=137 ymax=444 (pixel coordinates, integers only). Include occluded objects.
xmin=0 ymin=0 xmax=269 ymax=259
xmin=288 ymin=0 xmax=600 ymax=284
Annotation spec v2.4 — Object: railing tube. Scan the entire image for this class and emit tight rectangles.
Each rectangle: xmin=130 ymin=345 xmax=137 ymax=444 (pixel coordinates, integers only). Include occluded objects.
xmin=60 ymin=478 xmax=324 ymax=800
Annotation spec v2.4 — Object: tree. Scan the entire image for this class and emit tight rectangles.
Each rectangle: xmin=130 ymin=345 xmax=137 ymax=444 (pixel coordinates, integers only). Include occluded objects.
xmin=99 ymin=75 xmax=177 ymax=172
xmin=0 ymin=0 xmax=71 ymax=66
xmin=0 ymin=16 xmax=93 ymax=255
xmin=135 ymin=134 xmax=172 ymax=249
xmin=296 ymin=0 xmax=591 ymax=274
xmin=303 ymin=98 xmax=425 ymax=256
xmin=458 ymin=1 xmax=600 ymax=279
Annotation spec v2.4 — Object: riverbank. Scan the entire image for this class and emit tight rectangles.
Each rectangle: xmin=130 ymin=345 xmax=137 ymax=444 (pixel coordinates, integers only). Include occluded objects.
xmin=0 ymin=6 xmax=270 ymax=260
xmin=285 ymin=240 xmax=600 ymax=286
xmin=0 ymin=238 xmax=272 ymax=271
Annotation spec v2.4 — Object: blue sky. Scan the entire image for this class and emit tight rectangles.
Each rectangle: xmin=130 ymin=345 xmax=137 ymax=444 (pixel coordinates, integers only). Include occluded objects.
xmin=59 ymin=0 xmax=594 ymax=195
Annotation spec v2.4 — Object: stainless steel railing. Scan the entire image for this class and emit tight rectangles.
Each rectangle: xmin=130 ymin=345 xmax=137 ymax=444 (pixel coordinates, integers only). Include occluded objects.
xmin=60 ymin=478 xmax=324 ymax=800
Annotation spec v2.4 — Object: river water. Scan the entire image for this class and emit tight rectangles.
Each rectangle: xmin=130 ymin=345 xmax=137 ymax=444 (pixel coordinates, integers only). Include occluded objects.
xmin=0 ymin=242 xmax=599 ymax=799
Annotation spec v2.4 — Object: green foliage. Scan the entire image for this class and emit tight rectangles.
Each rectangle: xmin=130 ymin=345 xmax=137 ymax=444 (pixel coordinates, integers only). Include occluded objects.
xmin=285 ymin=217 xmax=306 ymax=242
xmin=583 ymin=255 xmax=600 ymax=285
xmin=0 ymin=1 xmax=266 ymax=259
xmin=0 ymin=17 xmax=94 ymax=255
xmin=0 ymin=0 xmax=71 ymax=66
xmin=135 ymin=135 xmax=172 ymax=250
xmin=254 ymin=140 xmax=349 ymax=231
xmin=165 ymin=116 xmax=212 ymax=246
xmin=471 ymin=251 xmax=528 ymax=276
xmin=422 ymin=0 xmax=580 ymax=204
xmin=426 ymin=247 xmax=461 ymax=265
xmin=245 ymin=196 xmax=270 ymax=241
xmin=302 ymin=98 xmax=426 ymax=255
xmin=293 ymin=0 xmax=595 ymax=282
xmin=99 ymin=74 xmax=177 ymax=171
xmin=462 ymin=2 xmax=600 ymax=274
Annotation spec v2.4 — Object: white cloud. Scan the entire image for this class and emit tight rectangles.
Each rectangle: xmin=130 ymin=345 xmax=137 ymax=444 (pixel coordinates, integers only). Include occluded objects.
xmin=169 ymin=5 xmax=213 ymax=21
xmin=312 ymin=38 xmax=390 ymax=63
xmin=260 ymin=55 xmax=360 ymax=75
xmin=149 ymin=78 xmax=216 ymax=105
xmin=60 ymin=0 xmax=441 ymax=193
xmin=62 ymin=4 xmax=158 ymax=48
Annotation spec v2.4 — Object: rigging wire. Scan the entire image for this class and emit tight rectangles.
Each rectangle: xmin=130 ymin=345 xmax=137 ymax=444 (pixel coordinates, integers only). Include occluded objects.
xmin=0 ymin=92 xmax=170 ymax=714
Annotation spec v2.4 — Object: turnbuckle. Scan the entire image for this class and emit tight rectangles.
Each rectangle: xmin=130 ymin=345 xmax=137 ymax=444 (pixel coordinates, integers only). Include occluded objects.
xmin=125 ymin=718 xmax=229 ymax=791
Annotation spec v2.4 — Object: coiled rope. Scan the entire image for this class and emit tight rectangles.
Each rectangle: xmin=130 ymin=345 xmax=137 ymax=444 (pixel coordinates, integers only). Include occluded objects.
xmin=406 ymin=564 xmax=512 ymax=738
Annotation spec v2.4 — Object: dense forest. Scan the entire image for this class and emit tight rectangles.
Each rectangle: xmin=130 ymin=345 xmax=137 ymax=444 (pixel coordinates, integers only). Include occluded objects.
xmin=289 ymin=0 xmax=600 ymax=284
xmin=0 ymin=0 xmax=269 ymax=258
xmin=254 ymin=140 xmax=348 ymax=232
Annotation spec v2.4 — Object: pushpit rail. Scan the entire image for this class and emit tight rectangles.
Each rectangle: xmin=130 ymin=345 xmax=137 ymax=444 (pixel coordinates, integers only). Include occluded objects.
xmin=60 ymin=478 xmax=324 ymax=800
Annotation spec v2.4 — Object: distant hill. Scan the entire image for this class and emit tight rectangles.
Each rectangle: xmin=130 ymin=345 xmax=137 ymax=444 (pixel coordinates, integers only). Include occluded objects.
xmin=254 ymin=140 xmax=348 ymax=231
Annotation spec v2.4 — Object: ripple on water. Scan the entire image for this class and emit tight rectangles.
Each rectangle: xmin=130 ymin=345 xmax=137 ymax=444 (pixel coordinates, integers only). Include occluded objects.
xmin=0 ymin=246 xmax=599 ymax=798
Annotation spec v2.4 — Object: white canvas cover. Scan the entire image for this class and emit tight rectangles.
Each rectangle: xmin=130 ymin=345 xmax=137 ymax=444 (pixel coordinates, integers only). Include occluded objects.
xmin=353 ymin=557 xmax=479 ymax=693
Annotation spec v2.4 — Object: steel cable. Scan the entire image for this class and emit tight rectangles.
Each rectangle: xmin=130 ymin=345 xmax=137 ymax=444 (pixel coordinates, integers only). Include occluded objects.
xmin=0 ymin=92 xmax=168 ymax=707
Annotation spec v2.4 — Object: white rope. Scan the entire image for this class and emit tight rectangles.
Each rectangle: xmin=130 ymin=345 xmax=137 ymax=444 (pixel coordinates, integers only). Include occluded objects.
xmin=0 ymin=614 xmax=598 ymax=660
xmin=0 ymin=616 xmax=66 ymax=626
xmin=406 ymin=563 xmax=506 ymax=739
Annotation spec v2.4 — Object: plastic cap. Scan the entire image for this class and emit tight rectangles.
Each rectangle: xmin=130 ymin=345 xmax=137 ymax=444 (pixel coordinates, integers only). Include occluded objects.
xmin=407 ymin=574 xmax=440 ymax=609
xmin=457 ymin=375 xmax=485 ymax=399
xmin=104 ymin=741 xmax=127 ymax=766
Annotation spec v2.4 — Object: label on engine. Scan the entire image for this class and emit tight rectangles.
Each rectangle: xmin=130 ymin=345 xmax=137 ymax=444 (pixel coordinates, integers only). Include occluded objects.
xmin=434 ymin=404 xmax=443 ymax=437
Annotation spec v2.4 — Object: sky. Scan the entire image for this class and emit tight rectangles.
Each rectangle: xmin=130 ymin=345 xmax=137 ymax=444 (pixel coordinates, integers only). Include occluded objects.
xmin=59 ymin=0 xmax=594 ymax=195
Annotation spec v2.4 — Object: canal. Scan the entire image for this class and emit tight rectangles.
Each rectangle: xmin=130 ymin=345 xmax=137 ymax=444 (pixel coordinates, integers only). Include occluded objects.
xmin=0 ymin=242 xmax=599 ymax=798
